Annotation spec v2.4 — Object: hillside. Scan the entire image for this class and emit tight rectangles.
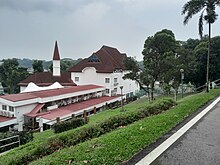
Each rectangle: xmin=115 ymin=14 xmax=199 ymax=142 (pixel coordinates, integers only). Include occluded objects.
xmin=16 ymin=58 xmax=82 ymax=70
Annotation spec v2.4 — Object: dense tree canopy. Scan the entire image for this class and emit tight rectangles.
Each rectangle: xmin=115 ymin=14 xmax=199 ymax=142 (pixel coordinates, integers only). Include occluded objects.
xmin=0 ymin=59 xmax=29 ymax=94
xmin=123 ymin=56 xmax=150 ymax=96
xmin=32 ymin=60 xmax=44 ymax=73
xmin=142 ymin=29 xmax=178 ymax=99
xmin=182 ymin=0 xmax=220 ymax=92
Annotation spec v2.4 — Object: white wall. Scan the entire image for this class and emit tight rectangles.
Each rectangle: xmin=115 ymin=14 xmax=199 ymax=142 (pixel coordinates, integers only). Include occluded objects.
xmin=20 ymin=86 xmax=26 ymax=92
xmin=71 ymin=67 xmax=139 ymax=97
xmin=53 ymin=60 xmax=60 ymax=76
xmin=15 ymin=104 xmax=37 ymax=123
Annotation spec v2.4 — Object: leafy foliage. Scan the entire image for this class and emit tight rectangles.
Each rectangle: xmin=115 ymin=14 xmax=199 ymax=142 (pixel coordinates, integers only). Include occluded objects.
xmin=52 ymin=118 xmax=87 ymax=133
xmin=0 ymin=58 xmax=29 ymax=93
xmin=32 ymin=60 xmax=44 ymax=73
xmin=142 ymin=29 xmax=178 ymax=99
xmin=182 ymin=0 xmax=220 ymax=38
xmin=182 ymin=0 xmax=220 ymax=92
xmin=123 ymin=56 xmax=150 ymax=95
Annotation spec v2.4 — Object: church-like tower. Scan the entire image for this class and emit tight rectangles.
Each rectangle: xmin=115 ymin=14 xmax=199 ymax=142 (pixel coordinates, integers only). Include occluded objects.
xmin=53 ymin=41 xmax=61 ymax=76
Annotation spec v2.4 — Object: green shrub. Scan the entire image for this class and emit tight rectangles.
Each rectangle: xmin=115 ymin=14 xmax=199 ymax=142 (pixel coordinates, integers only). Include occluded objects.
xmin=18 ymin=131 xmax=34 ymax=145
xmin=52 ymin=117 xmax=86 ymax=133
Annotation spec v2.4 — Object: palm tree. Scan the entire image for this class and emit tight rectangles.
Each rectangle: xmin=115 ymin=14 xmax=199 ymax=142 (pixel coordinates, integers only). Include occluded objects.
xmin=182 ymin=0 xmax=220 ymax=92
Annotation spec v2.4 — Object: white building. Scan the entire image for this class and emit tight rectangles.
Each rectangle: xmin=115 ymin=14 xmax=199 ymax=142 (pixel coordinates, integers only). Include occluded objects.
xmin=0 ymin=84 xmax=120 ymax=131
xmin=69 ymin=45 xmax=139 ymax=98
xmin=6 ymin=44 xmax=140 ymax=132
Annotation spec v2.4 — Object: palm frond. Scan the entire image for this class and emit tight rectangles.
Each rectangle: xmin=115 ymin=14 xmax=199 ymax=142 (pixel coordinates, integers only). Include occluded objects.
xmin=182 ymin=0 xmax=206 ymax=25
xmin=214 ymin=0 xmax=220 ymax=6
xmin=199 ymin=11 xmax=204 ymax=39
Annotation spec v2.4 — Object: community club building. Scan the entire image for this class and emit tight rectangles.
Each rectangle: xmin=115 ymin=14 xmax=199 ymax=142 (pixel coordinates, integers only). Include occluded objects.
xmin=0 ymin=84 xmax=120 ymax=132
xmin=69 ymin=45 xmax=139 ymax=98
xmin=0 ymin=42 xmax=140 ymax=132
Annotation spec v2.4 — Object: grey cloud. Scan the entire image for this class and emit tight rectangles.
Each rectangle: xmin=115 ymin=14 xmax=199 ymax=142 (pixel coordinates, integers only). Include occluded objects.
xmin=0 ymin=0 xmax=88 ymax=13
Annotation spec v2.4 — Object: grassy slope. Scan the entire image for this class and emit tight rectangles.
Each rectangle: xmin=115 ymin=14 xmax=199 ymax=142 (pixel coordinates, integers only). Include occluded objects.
xmin=29 ymin=89 xmax=220 ymax=165
xmin=0 ymin=96 xmax=151 ymax=164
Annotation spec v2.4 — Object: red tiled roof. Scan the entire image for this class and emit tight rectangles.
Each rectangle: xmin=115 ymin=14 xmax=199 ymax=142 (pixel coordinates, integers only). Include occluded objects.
xmin=68 ymin=45 xmax=126 ymax=73
xmin=0 ymin=116 xmax=15 ymax=122
xmin=18 ymin=72 xmax=76 ymax=87
xmin=39 ymin=96 xmax=120 ymax=120
xmin=0 ymin=85 xmax=104 ymax=102
xmin=0 ymin=93 xmax=38 ymax=102
xmin=25 ymin=104 xmax=45 ymax=117
xmin=25 ymin=111 xmax=50 ymax=118
xmin=53 ymin=41 xmax=60 ymax=60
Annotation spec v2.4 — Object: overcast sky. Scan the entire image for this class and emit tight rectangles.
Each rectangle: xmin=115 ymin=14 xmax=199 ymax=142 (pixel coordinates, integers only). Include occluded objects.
xmin=0 ymin=0 xmax=220 ymax=61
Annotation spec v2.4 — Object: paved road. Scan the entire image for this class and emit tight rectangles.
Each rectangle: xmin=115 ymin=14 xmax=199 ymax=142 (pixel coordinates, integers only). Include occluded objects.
xmin=151 ymin=102 xmax=220 ymax=165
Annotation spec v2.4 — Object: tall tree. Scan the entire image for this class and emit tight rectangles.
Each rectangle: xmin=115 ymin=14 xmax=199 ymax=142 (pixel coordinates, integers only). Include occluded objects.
xmin=182 ymin=0 xmax=220 ymax=92
xmin=32 ymin=60 xmax=44 ymax=73
xmin=161 ymin=47 xmax=193 ymax=100
xmin=0 ymin=59 xmax=29 ymax=94
xmin=123 ymin=56 xmax=150 ymax=100
xmin=142 ymin=29 xmax=177 ymax=100
xmin=191 ymin=36 xmax=220 ymax=87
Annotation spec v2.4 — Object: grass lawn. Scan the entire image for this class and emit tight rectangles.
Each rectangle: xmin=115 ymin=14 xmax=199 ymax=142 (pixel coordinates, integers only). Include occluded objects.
xmin=28 ymin=89 xmax=220 ymax=165
xmin=0 ymin=96 xmax=152 ymax=164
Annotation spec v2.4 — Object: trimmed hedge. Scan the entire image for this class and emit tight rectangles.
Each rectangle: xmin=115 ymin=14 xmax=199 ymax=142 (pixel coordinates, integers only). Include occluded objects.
xmin=52 ymin=117 xmax=87 ymax=133
xmin=1 ymin=98 xmax=175 ymax=164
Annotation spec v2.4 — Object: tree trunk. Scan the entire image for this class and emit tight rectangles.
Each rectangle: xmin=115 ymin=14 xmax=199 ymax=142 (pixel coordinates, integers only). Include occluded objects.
xmin=150 ymin=82 xmax=155 ymax=101
xmin=206 ymin=22 xmax=211 ymax=92
xmin=174 ymin=88 xmax=177 ymax=102
xmin=147 ymin=87 xmax=150 ymax=102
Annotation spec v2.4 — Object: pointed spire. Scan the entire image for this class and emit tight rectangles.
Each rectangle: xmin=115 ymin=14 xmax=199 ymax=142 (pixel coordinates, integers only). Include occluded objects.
xmin=53 ymin=41 xmax=60 ymax=60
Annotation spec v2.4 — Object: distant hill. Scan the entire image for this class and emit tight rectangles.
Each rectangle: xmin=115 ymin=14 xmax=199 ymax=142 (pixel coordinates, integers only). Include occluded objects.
xmin=16 ymin=58 xmax=82 ymax=70
xmin=17 ymin=58 xmax=33 ymax=68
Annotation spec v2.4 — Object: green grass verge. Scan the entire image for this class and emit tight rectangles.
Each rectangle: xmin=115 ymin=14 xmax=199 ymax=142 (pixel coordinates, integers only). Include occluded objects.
xmin=28 ymin=89 xmax=220 ymax=165
xmin=0 ymin=97 xmax=152 ymax=164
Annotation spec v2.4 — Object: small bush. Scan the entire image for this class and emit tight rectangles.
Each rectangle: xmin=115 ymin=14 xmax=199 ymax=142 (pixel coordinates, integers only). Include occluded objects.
xmin=53 ymin=117 xmax=87 ymax=133
xmin=18 ymin=131 xmax=34 ymax=145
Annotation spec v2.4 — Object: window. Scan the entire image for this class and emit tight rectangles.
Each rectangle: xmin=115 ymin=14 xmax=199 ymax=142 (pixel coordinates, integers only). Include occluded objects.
xmin=88 ymin=54 xmax=100 ymax=62
xmin=114 ymin=88 xmax=117 ymax=92
xmin=2 ymin=105 xmax=7 ymax=110
xmin=106 ymin=89 xmax=110 ymax=94
xmin=105 ymin=78 xmax=110 ymax=83
xmin=113 ymin=78 xmax=118 ymax=86
xmin=9 ymin=106 xmax=14 ymax=112
xmin=75 ymin=77 xmax=79 ymax=82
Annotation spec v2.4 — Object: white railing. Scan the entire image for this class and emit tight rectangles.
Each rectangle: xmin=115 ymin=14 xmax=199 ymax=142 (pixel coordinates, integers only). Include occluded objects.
xmin=0 ymin=135 xmax=20 ymax=152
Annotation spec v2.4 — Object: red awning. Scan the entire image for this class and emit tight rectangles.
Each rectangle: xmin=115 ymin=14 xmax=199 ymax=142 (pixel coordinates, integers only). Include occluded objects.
xmin=25 ymin=104 xmax=45 ymax=117
xmin=0 ymin=116 xmax=15 ymax=122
